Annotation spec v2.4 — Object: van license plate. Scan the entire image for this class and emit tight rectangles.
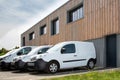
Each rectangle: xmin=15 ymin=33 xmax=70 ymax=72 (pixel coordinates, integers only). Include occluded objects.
xmin=28 ymin=63 xmax=34 ymax=66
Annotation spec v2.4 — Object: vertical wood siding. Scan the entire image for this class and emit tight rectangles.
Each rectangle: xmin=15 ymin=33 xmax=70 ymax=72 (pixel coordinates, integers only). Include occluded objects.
xmin=21 ymin=0 xmax=119 ymax=46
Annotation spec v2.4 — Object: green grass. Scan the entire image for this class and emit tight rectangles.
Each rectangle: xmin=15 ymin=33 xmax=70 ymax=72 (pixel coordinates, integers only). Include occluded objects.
xmin=43 ymin=70 xmax=120 ymax=80
xmin=0 ymin=53 xmax=5 ymax=56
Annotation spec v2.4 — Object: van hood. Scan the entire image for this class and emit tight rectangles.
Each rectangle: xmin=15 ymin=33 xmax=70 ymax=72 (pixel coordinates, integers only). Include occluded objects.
xmin=0 ymin=49 xmax=18 ymax=59
xmin=0 ymin=55 xmax=4 ymax=59
xmin=22 ymin=54 xmax=37 ymax=62
xmin=13 ymin=55 xmax=26 ymax=62
xmin=22 ymin=53 xmax=47 ymax=62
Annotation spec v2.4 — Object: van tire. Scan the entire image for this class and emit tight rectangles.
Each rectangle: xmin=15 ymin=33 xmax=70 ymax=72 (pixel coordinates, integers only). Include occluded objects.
xmin=46 ymin=61 xmax=59 ymax=73
xmin=87 ymin=60 xmax=95 ymax=69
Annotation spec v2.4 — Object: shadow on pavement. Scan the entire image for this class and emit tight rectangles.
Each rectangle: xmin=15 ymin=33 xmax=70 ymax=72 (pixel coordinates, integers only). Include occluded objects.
xmin=1 ymin=67 xmax=110 ymax=77
xmin=28 ymin=67 xmax=109 ymax=76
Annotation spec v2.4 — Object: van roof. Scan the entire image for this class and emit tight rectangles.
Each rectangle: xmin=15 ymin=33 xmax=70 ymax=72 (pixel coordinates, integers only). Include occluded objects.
xmin=59 ymin=41 xmax=93 ymax=44
xmin=20 ymin=45 xmax=52 ymax=48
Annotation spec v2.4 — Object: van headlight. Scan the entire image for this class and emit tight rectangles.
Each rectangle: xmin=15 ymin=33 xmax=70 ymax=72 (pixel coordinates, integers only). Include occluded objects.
xmin=31 ymin=57 xmax=37 ymax=62
xmin=13 ymin=58 xmax=18 ymax=62
xmin=39 ymin=55 xmax=43 ymax=58
xmin=0 ymin=58 xmax=3 ymax=61
xmin=39 ymin=54 xmax=46 ymax=58
xmin=3 ymin=55 xmax=11 ymax=60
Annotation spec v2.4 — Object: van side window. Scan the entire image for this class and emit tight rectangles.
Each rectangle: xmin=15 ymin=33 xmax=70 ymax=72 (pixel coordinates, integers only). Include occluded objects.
xmin=61 ymin=44 xmax=76 ymax=54
xmin=17 ymin=47 xmax=32 ymax=55
xmin=38 ymin=48 xmax=50 ymax=54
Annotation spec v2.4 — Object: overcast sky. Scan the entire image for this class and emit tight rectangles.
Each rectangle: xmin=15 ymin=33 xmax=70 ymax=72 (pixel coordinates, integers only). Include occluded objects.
xmin=0 ymin=0 xmax=69 ymax=50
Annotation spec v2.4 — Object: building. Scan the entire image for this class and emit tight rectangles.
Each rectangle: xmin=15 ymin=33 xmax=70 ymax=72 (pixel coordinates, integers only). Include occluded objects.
xmin=21 ymin=0 xmax=120 ymax=68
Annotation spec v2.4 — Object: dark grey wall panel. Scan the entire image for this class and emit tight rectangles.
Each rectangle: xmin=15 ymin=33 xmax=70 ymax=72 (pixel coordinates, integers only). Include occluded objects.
xmin=117 ymin=35 xmax=120 ymax=67
xmin=87 ymin=38 xmax=106 ymax=68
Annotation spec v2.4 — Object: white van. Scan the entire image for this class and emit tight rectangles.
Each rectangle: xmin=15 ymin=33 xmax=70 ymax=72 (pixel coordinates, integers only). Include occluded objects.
xmin=0 ymin=49 xmax=17 ymax=68
xmin=13 ymin=45 xmax=52 ymax=70
xmin=0 ymin=46 xmax=37 ymax=69
xmin=28 ymin=41 xmax=96 ymax=73
xmin=0 ymin=49 xmax=17 ymax=61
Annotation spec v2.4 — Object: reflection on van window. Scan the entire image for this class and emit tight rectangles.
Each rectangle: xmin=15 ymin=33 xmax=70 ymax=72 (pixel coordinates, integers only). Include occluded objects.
xmin=38 ymin=48 xmax=50 ymax=54
xmin=62 ymin=44 xmax=75 ymax=53
xmin=47 ymin=43 xmax=63 ymax=53
xmin=19 ymin=47 xmax=32 ymax=55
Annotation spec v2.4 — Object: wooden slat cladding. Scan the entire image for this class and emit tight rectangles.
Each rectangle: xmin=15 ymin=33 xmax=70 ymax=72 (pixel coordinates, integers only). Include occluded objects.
xmin=83 ymin=0 xmax=119 ymax=40
xmin=119 ymin=0 xmax=120 ymax=33
xmin=21 ymin=0 xmax=119 ymax=46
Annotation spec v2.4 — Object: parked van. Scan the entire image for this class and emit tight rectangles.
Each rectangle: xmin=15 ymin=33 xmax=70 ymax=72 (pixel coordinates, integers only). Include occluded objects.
xmin=27 ymin=41 xmax=96 ymax=73
xmin=0 ymin=49 xmax=16 ymax=61
xmin=0 ymin=49 xmax=17 ymax=68
xmin=0 ymin=46 xmax=37 ymax=69
xmin=13 ymin=45 xmax=52 ymax=70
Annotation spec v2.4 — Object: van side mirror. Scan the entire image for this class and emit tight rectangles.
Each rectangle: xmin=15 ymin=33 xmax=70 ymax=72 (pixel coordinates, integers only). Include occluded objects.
xmin=61 ymin=48 xmax=66 ymax=53
xmin=17 ymin=52 xmax=22 ymax=56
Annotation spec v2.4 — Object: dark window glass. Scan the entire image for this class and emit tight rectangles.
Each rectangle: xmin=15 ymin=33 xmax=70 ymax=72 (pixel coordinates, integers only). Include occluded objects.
xmin=38 ymin=48 xmax=50 ymax=54
xmin=51 ymin=18 xmax=59 ymax=35
xmin=68 ymin=4 xmax=83 ymax=23
xmin=17 ymin=47 xmax=32 ymax=55
xmin=29 ymin=32 xmax=35 ymax=40
xmin=22 ymin=37 xmax=25 ymax=46
xmin=61 ymin=44 xmax=76 ymax=53
xmin=40 ymin=25 xmax=47 ymax=35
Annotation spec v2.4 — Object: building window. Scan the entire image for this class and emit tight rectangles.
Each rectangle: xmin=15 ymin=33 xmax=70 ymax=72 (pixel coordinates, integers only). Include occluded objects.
xmin=40 ymin=25 xmax=47 ymax=35
xmin=68 ymin=4 xmax=84 ymax=23
xmin=29 ymin=32 xmax=35 ymax=40
xmin=51 ymin=18 xmax=59 ymax=35
xmin=22 ymin=37 xmax=25 ymax=46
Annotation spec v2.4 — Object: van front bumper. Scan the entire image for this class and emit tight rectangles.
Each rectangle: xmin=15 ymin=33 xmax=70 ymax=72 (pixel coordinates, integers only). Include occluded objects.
xmin=0 ymin=61 xmax=2 ymax=67
xmin=27 ymin=59 xmax=47 ymax=71
xmin=0 ymin=61 xmax=11 ymax=69
xmin=16 ymin=60 xmax=27 ymax=69
xmin=27 ymin=62 xmax=35 ymax=69
xmin=34 ymin=59 xmax=47 ymax=71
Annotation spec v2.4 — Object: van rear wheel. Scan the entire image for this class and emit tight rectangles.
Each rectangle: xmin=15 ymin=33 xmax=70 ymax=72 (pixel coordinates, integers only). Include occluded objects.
xmin=46 ymin=62 xmax=59 ymax=73
xmin=87 ymin=60 xmax=95 ymax=69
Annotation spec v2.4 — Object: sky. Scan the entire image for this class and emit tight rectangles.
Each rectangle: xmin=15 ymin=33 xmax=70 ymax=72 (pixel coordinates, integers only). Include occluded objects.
xmin=0 ymin=0 xmax=69 ymax=50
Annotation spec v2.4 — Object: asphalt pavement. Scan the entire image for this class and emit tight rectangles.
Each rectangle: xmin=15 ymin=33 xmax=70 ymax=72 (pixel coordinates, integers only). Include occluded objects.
xmin=0 ymin=67 xmax=108 ymax=80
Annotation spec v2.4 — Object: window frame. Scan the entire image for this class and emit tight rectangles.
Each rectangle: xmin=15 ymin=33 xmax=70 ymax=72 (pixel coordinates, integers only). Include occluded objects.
xmin=22 ymin=37 xmax=25 ymax=46
xmin=29 ymin=32 xmax=35 ymax=40
xmin=40 ymin=25 xmax=47 ymax=35
xmin=51 ymin=18 xmax=59 ymax=36
xmin=67 ymin=3 xmax=84 ymax=23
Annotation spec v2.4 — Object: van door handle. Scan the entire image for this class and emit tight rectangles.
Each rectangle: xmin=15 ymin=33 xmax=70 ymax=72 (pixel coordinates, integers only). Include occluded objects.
xmin=74 ymin=55 xmax=77 ymax=57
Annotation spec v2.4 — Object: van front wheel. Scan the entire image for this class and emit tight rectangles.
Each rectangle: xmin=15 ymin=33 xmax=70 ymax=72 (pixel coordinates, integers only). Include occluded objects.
xmin=46 ymin=62 xmax=59 ymax=73
xmin=87 ymin=60 xmax=95 ymax=69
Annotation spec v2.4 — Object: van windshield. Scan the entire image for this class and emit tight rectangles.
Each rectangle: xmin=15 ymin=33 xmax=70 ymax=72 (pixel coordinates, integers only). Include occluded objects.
xmin=0 ymin=49 xmax=18 ymax=58
xmin=47 ymin=43 xmax=63 ymax=53
xmin=27 ymin=47 xmax=40 ymax=55
xmin=21 ymin=47 xmax=32 ymax=55
xmin=38 ymin=48 xmax=50 ymax=54
xmin=28 ymin=47 xmax=50 ymax=55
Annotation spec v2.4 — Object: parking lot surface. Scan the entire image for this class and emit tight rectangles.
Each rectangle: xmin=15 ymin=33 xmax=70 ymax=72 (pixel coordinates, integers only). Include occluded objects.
xmin=0 ymin=67 xmax=106 ymax=80
xmin=0 ymin=68 xmax=89 ymax=80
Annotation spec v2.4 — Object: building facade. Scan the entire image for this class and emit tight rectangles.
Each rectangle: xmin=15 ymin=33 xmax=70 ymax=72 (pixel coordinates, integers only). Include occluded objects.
xmin=21 ymin=0 xmax=120 ymax=68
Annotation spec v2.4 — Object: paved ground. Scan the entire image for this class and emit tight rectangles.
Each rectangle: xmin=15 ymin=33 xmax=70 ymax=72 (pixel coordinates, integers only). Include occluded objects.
xmin=0 ymin=68 xmax=105 ymax=80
